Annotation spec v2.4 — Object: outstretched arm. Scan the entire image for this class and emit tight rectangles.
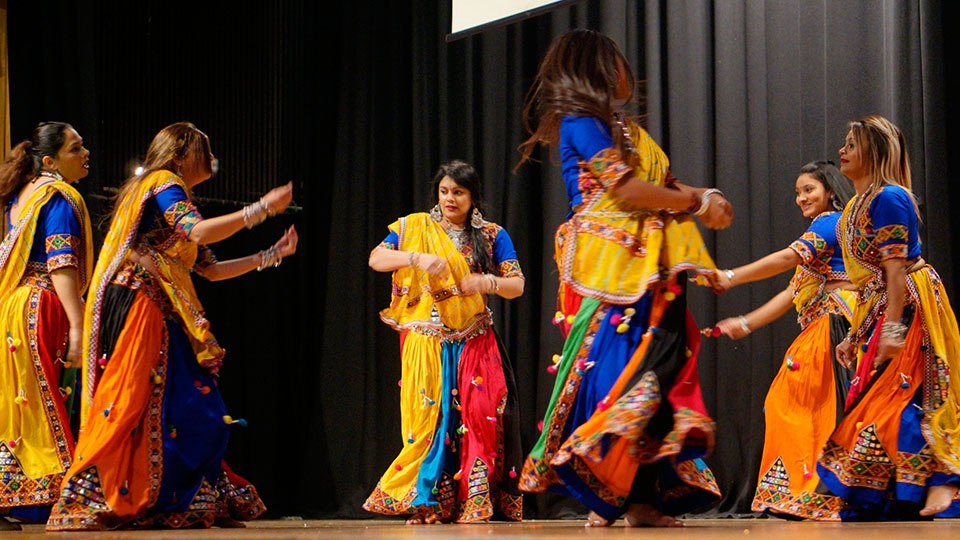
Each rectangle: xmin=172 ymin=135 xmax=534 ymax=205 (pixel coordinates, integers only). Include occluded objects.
xmin=196 ymin=225 xmax=298 ymax=281
xmin=188 ymin=182 xmax=293 ymax=245
xmin=715 ymin=286 xmax=794 ymax=339
xmin=715 ymin=247 xmax=801 ymax=292
xmin=611 ymin=178 xmax=733 ymax=230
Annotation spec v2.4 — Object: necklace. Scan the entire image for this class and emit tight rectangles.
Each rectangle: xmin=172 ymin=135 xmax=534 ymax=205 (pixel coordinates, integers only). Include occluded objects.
xmin=444 ymin=221 xmax=468 ymax=251
xmin=36 ymin=170 xmax=64 ymax=182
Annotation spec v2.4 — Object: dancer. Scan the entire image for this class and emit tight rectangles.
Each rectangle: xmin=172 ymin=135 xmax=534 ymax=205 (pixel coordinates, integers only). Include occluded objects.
xmin=818 ymin=115 xmax=960 ymax=520
xmin=515 ymin=29 xmax=731 ymax=527
xmin=0 ymin=122 xmax=93 ymax=528
xmin=713 ymin=160 xmax=855 ymax=520
xmin=46 ymin=122 xmax=298 ymax=530
xmin=363 ymin=159 xmax=525 ymax=524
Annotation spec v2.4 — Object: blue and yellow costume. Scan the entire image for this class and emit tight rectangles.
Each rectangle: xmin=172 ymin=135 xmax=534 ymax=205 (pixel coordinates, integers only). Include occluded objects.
xmin=752 ymin=211 xmax=854 ymax=520
xmin=0 ymin=178 xmax=92 ymax=523
xmin=519 ymin=116 xmax=720 ymax=521
xmin=46 ymin=171 xmax=265 ymax=530
xmin=817 ymin=184 xmax=960 ymax=520
xmin=363 ymin=212 xmax=525 ymax=522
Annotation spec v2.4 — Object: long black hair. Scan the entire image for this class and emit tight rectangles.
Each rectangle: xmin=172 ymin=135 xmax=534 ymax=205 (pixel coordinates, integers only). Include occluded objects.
xmin=798 ymin=160 xmax=855 ymax=212
xmin=0 ymin=122 xmax=72 ymax=206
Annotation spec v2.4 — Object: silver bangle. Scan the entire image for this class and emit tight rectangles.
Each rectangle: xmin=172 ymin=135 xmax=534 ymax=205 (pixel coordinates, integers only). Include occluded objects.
xmin=486 ymin=273 xmax=499 ymax=293
xmin=723 ymin=269 xmax=735 ymax=282
xmin=257 ymin=245 xmax=282 ymax=271
xmin=695 ymin=188 xmax=724 ymax=217
xmin=242 ymin=198 xmax=271 ymax=229
xmin=880 ymin=321 xmax=908 ymax=341
xmin=738 ymin=315 xmax=751 ymax=335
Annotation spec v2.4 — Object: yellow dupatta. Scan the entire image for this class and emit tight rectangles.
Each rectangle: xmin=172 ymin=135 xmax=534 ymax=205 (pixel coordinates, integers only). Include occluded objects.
xmin=837 ymin=190 xmax=887 ymax=341
xmin=0 ymin=179 xmax=93 ymax=299
xmin=80 ymin=170 xmax=224 ymax=427
xmin=556 ymin=120 xmax=716 ymax=304
xmin=378 ymin=212 xmax=488 ymax=338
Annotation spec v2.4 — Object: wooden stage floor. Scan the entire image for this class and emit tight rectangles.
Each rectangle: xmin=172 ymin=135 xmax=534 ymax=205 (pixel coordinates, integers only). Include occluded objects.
xmin=4 ymin=518 xmax=960 ymax=539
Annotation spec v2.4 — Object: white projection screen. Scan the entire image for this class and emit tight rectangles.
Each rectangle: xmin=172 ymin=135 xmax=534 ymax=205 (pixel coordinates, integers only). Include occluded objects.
xmin=448 ymin=0 xmax=585 ymax=41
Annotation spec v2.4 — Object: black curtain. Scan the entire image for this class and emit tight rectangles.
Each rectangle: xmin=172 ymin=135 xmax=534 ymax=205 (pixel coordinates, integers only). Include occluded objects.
xmin=7 ymin=0 xmax=959 ymax=519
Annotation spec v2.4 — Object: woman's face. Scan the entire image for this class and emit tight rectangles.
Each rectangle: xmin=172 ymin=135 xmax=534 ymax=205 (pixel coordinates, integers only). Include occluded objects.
xmin=795 ymin=173 xmax=831 ymax=218
xmin=50 ymin=127 xmax=90 ymax=183
xmin=180 ymin=146 xmax=215 ymax=188
xmin=838 ymin=129 xmax=867 ymax=182
xmin=437 ymin=175 xmax=472 ymax=227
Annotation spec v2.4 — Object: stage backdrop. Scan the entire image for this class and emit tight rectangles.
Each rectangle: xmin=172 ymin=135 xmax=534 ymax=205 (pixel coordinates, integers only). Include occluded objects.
xmin=7 ymin=0 xmax=959 ymax=519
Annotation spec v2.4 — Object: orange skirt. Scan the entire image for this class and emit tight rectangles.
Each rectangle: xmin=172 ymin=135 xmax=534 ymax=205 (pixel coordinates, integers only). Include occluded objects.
xmin=752 ymin=312 xmax=850 ymax=520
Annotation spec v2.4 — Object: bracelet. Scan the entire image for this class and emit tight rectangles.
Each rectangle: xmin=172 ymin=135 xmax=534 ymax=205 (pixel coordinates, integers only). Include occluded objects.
xmin=242 ymin=198 xmax=272 ymax=229
xmin=686 ymin=191 xmax=701 ymax=214
xmin=694 ymin=188 xmax=724 ymax=217
xmin=408 ymin=251 xmax=420 ymax=269
xmin=486 ymin=273 xmax=499 ymax=293
xmin=880 ymin=321 xmax=908 ymax=341
xmin=738 ymin=315 xmax=752 ymax=335
xmin=723 ymin=269 xmax=735 ymax=282
xmin=256 ymin=245 xmax=282 ymax=271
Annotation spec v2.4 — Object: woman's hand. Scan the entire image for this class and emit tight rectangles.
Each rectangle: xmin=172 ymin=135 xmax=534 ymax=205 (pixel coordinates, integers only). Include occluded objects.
xmin=696 ymin=190 xmax=734 ymax=230
xmin=715 ymin=316 xmax=749 ymax=339
xmin=460 ymin=273 xmax=493 ymax=295
xmin=703 ymin=268 xmax=736 ymax=294
xmin=874 ymin=337 xmax=905 ymax=369
xmin=66 ymin=326 xmax=83 ymax=364
xmin=273 ymin=225 xmax=299 ymax=258
xmin=262 ymin=181 xmax=294 ymax=215
xmin=836 ymin=340 xmax=856 ymax=370
xmin=415 ymin=253 xmax=449 ymax=279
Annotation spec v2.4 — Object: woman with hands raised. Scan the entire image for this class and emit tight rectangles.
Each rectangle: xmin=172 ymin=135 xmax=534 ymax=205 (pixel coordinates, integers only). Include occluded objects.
xmin=47 ymin=122 xmax=297 ymax=531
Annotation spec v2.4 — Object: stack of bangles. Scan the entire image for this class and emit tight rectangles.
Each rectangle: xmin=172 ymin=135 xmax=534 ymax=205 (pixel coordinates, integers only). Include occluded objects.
xmin=257 ymin=245 xmax=282 ymax=271
xmin=880 ymin=320 xmax=908 ymax=342
xmin=243 ymin=197 xmax=274 ymax=229
xmin=485 ymin=273 xmax=500 ymax=293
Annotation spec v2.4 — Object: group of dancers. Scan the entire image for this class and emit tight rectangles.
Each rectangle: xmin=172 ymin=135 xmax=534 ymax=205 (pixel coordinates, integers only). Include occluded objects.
xmin=1 ymin=121 xmax=298 ymax=531
xmin=4 ymin=28 xmax=958 ymax=532
xmin=364 ymin=29 xmax=960 ymax=526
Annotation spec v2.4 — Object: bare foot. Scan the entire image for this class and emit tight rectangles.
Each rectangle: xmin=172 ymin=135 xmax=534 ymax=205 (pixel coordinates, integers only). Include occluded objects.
xmin=919 ymin=484 xmax=959 ymax=516
xmin=624 ymin=503 xmax=684 ymax=527
xmin=584 ymin=510 xmax=614 ymax=527
xmin=405 ymin=513 xmax=440 ymax=525
xmin=214 ymin=517 xmax=246 ymax=528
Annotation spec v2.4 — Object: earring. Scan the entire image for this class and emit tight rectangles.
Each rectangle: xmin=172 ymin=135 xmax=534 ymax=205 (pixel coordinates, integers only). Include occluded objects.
xmin=471 ymin=208 xmax=484 ymax=229
xmin=831 ymin=195 xmax=842 ymax=212
xmin=429 ymin=204 xmax=442 ymax=222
